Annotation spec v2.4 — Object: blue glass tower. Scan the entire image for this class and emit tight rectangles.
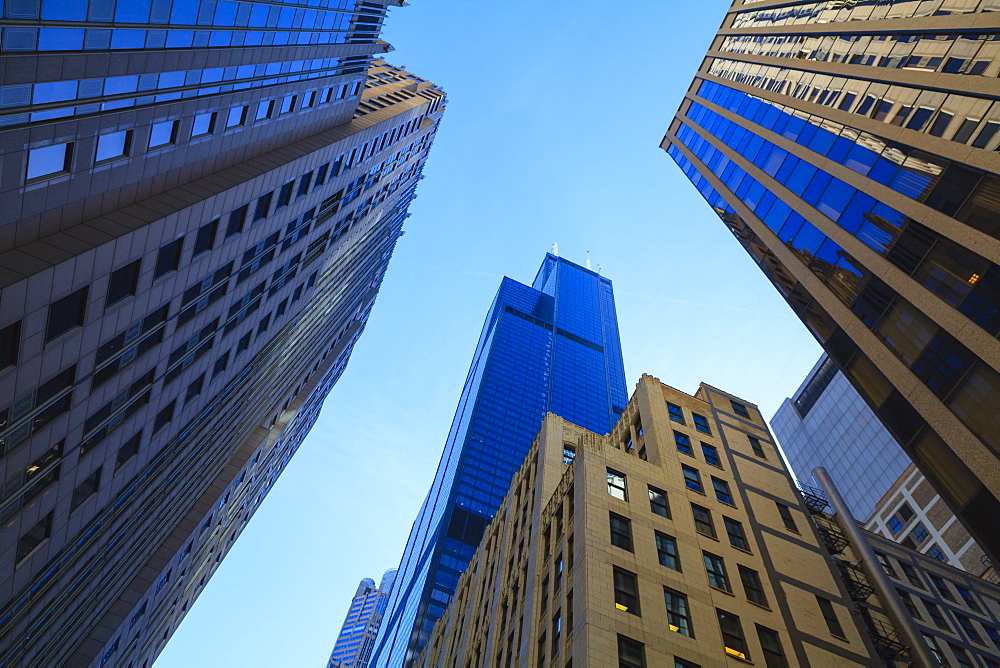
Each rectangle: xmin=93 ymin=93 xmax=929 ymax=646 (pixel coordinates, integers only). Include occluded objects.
xmin=370 ymin=254 xmax=627 ymax=666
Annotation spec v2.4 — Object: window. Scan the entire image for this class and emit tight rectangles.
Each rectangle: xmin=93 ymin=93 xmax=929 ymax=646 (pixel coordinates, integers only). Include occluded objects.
xmin=897 ymin=502 xmax=914 ymax=521
xmin=193 ymin=219 xmax=218 ymax=256
xmin=900 ymin=562 xmax=924 ymax=588
xmin=667 ymin=402 xmax=685 ymax=423
xmin=739 ymin=566 xmax=768 ymax=607
xmin=724 ymin=517 xmax=749 ymax=551
xmin=948 ymin=643 xmax=974 ymax=668
xmin=717 ymin=609 xmax=750 ymax=661
xmin=674 ymin=431 xmax=694 ymax=456
xmin=712 ymin=478 xmax=734 ymax=505
xmin=955 ymin=585 xmax=981 ymax=612
xmin=648 ymin=485 xmax=670 ymax=518
xmin=613 ymin=567 xmax=640 ymax=616
xmin=701 ymin=443 xmax=721 ymax=467
xmin=923 ymin=600 xmax=949 ymax=630
xmin=888 ymin=516 xmax=905 ymax=534
xmin=663 ymin=587 xmax=693 ymax=637
xmin=609 ymin=513 xmax=633 ymax=552
xmin=154 ymin=238 xmax=184 ymax=279
xmin=776 ymin=503 xmax=797 ymax=532
xmin=816 ymin=596 xmax=845 ymax=638
xmin=27 ymin=142 xmax=72 ymax=180
xmin=956 ymin=614 xmax=983 ymax=644
xmin=876 ymin=552 xmax=898 ymax=578
xmin=226 ymin=205 xmax=248 ymax=237
xmin=185 ymin=374 xmax=204 ymax=404
xmin=925 ymin=544 xmax=947 ymax=562
xmin=897 ymin=588 xmax=922 ymax=619
xmin=674 ymin=660 xmax=700 ymax=668
xmin=704 ymin=552 xmax=731 ymax=592
xmin=236 ymin=332 xmax=251 ymax=355
xmin=70 ymin=467 xmax=102 ymax=512
xmin=682 ymin=465 xmax=703 ymax=493
xmin=253 ymin=192 xmax=272 ymax=222
xmin=297 ymin=172 xmax=312 ymax=197
xmin=279 ymin=94 xmax=296 ymax=114
xmin=46 ymin=287 xmax=88 ymax=342
xmin=277 ymin=181 xmax=294 ymax=208
xmin=692 ymin=504 xmax=716 ymax=538
xmin=756 ymin=625 xmax=788 ymax=668
xmin=928 ymin=573 xmax=953 ymax=600
xmin=192 ymin=112 xmax=216 ymax=137
xmin=1 ymin=320 xmax=20 ymax=369
xmin=617 ymin=634 xmax=645 ymax=668
xmin=607 ymin=469 xmax=627 ymax=501
xmin=693 ymin=413 xmax=711 ymax=434
xmin=303 ymin=90 xmax=317 ymax=108
xmin=562 ymin=445 xmax=576 ymax=465
xmin=911 ymin=522 xmax=930 ymax=543
xmin=115 ymin=431 xmax=141 ymax=470
xmin=149 ymin=120 xmax=177 ymax=148
xmin=105 ymin=260 xmax=141 ymax=308
xmin=983 ymin=625 xmax=1000 ymax=650
xmin=255 ymin=100 xmax=274 ymax=121
xmin=95 ymin=130 xmax=131 ymax=162
xmin=655 ymin=532 xmax=680 ymax=571
xmin=16 ymin=512 xmax=53 ymax=563
xmin=748 ymin=436 xmax=766 ymax=458
xmin=153 ymin=400 xmax=176 ymax=434
xmin=923 ymin=633 xmax=947 ymax=664
xmin=275 ymin=298 xmax=288 ymax=319
xmin=226 ymin=105 xmax=247 ymax=128
xmin=213 ymin=351 xmax=230 ymax=378
xmin=730 ymin=400 xmax=750 ymax=418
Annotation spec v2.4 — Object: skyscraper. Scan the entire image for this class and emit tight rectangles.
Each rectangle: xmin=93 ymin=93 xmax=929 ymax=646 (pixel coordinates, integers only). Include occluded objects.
xmin=662 ymin=0 xmax=1000 ymax=565
xmin=329 ymin=570 xmax=397 ymax=668
xmin=0 ymin=2 xmax=445 ymax=663
xmin=371 ymin=254 xmax=627 ymax=666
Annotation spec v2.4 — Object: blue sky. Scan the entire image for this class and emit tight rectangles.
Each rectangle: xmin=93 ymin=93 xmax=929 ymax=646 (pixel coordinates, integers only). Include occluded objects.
xmin=154 ymin=2 xmax=821 ymax=665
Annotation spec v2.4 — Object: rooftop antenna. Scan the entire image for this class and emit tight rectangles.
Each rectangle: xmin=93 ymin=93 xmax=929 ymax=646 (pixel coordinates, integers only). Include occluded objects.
xmin=551 ymin=242 xmax=559 ymax=257
xmin=586 ymin=251 xmax=592 ymax=270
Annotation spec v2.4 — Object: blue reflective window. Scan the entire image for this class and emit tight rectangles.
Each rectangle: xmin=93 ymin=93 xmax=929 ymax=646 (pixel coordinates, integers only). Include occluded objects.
xmin=777 ymin=212 xmax=806 ymax=243
xmin=808 ymin=128 xmax=837 ymax=155
xmin=786 ymin=161 xmax=817 ymax=196
xmin=41 ymin=0 xmax=87 ymax=21
xmin=32 ymin=80 xmax=77 ymax=104
xmin=115 ymin=0 xmax=151 ymax=22
xmin=868 ymin=157 xmax=899 ymax=185
xmin=827 ymin=136 xmax=854 ymax=164
xmin=149 ymin=120 xmax=176 ymax=148
xmin=782 ymin=115 xmax=807 ymax=141
xmin=111 ymin=29 xmax=146 ymax=49
xmin=838 ymin=192 xmax=877 ymax=234
xmin=857 ymin=221 xmax=894 ymax=254
xmin=96 ymin=130 xmax=130 ymax=162
xmin=843 ymin=144 xmax=879 ymax=175
xmin=802 ymin=171 xmax=832 ymax=205
xmin=869 ymin=203 xmax=906 ymax=228
xmin=762 ymin=200 xmax=792 ymax=233
xmin=27 ymin=142 xmax=71 ymax=180
xmin=170 ymin=0 xmax=199 ymax=23
xmin=815 ymin=179 xmax=854 ymax=220
xmin=789 ymin=221 xmax=826 ymax=260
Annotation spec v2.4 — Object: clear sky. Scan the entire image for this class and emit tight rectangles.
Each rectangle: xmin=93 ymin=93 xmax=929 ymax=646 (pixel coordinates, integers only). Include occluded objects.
xmin=154 ymin=2 xmax=822 ymax=666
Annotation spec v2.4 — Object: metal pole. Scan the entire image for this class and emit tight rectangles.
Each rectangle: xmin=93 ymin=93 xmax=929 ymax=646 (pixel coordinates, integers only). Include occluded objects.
xmin=813 ymin=467 xmax=936 ymax=668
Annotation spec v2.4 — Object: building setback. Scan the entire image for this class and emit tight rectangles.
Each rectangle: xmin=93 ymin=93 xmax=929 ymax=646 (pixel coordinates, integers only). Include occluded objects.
xmin=661 ymin=0 xmax=1000 ymax=566
xmin=371 ymin=254 xmax=627 ymax=667
xmin=417 ymin=374 xmax=1000 ymax=667
xmin=0 ymin=1 xmax=445 ymax=663
xmin=329 ymin=570 xmax=397 ymax=668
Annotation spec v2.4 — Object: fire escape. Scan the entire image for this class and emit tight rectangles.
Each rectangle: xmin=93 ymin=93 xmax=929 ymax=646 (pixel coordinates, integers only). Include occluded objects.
xmin=799 ymin=485 xmax=909 ymax=664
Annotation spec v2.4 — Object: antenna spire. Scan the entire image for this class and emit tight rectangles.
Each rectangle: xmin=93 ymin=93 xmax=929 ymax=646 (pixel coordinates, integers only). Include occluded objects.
xmin=585 ymin=251 xmax=592 ymax=270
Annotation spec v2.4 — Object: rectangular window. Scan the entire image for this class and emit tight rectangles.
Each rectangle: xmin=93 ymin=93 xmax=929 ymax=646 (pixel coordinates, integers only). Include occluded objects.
xmin=724 ymin=517 xmax=749 ymax=551
xmin=682 ymin=465 xmax=703 ymax=493
xmin=192 ymin=112 xmax=216 ymax=137
xmin=897 ymin=588 xmax=923 ymax=619
xmin=279 ymin=94 xmax=296 ymax=114
xmin=756 ymin=625 xmax=789 ymax=668
xmin=693 ymin=413 xmax=711 ymax=434
xmin=712 ymin=477 xmax=734 ymax=505
xmin=923 ymin=600 xmax=950 ymax=630
xmin=876 ymin=552 xmax=898 ymax=578
xmin=609 ymin=512 xmax=633 ymax=552
xmin=748 ymin=436 xmax=766 ymax=458
xmin=617 ymin=634 xmax=645 ymax=668
xmin=115 ymin=430 xmax=141 ymax=470
xmin=899 ymin=562 xmax=924 ymax=589
xmin=674 ymin=660 xmax=700 ymax=668
xmin=46 ymin=287 xmax=88 ymax=342
xmin=607 ymin=468 xmax=627 ymax=501
xmin=154 ymin=238 xmax=184 ymax=279
xmin=663 ymin=587 xmax=693 ymax=637
xmin=674 ymin=431 xmax=694 ymax=456
xmin=692 ymin=504 xmax=716 ymax=538
xmin=226 ymin=105 xmax=247 ymax=128
xmin=983 ymin=625 xmax=1000 ymax=650
xmin=236 ymin=332 xmax=251 ymax=355
xmin=776 ymin=502 xmax=797 ymax=532
xmin=613 ymin=567 xmax=640 ymax=616
xmin=185 ymin=374 xmax=204 ymax=404
xmin=95 ymin=130 xmax=131 ymax=162
xmin=701 ymin=443 xmax=721 ymax=467
xmin=302 ymin=90 xmax=317 ymax=108
xmin=717 ymin=609 xmax=750 ymax=661
xmin=949 ymin=643 xmax=975 ymax=668
xmin=955 ymin=585 xmax=981 ymax=612
xmin=655 ymin=532 xmax=680 ymax=571
xmin=667 ymin=402 xmax=685 ymax=424
xmin=648 ymin=485 xmax=670 ymax=518
xmin=153 ymin=400 xmax=176 ymax=434
xmin=911 ymin=522 xmax=930 ymax=543
xmin=297 ymin=171 xmax=313 ymax=197
xmin=923 ymin=633 xmax=947 ymax=664
xmin=739 ymin=566 xmax=768 ymax=607
xmin=277 ymin=181 xmax=294 ymax=208
xmin=928 ymin=573 xmax=952 ymax=600
xmin=816 ymin=596 xmax=845 ymax=638
xmin=562 ymin=444 xmax=576 ymax=465
xmin=193 ymin=219 xmax=218 ymax=256
xmin=703 ymin=552 xmax=731 ymax=592
xmin=105 ymin=260 xmax=141 ymax=308
xmin=16 ymin=511 xmax=53 ymax=563
xmin=212 ymin=351 xmax=230 ymax=377
xmin=70 ymin=467 xmax=102 ymax=512
xmin=730 ymin=400 xmax=750 ymax=418
xmin=255 ymin=100 xmax=274 ymax=120
xmin=1 ymin=320 xmax=21 ymax=368
xmin=956 ymin=614 xmax=983 ymax=644
xmin=27 ymin=142 xmax=72 ymax=180
xmin=149 ymin=120 xmax=177 ymax=148
xmin=225 ymin=204 xmax=248 ymax=238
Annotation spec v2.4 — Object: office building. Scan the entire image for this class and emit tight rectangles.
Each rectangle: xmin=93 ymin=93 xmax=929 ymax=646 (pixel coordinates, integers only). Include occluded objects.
xmin=329 ymin=570 xmax=397 ymax=668
xmin=772 ymin=354 xmax=912 ymax=520
xmin=0 ymin=0 xmax=445 ymax=661
xmin=662 ymin=0 xmax=1000 ymax=565
xmin=371 ymin=254 xmax=628 ymax=666
xmin=418 ymin=374 xmax=1000 ymax=668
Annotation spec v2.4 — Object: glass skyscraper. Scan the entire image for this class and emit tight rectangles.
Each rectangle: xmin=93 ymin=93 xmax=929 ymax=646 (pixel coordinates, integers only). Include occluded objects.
xmin=0 ymin=3 xmax=444 ymax=666
xmin=662 ymin=0 xmax=1000 ymax=566
xmin=370 ymin=254 xmax=627 ymax=666
xmin=329 ymin=569 xmax=397 ymax=668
